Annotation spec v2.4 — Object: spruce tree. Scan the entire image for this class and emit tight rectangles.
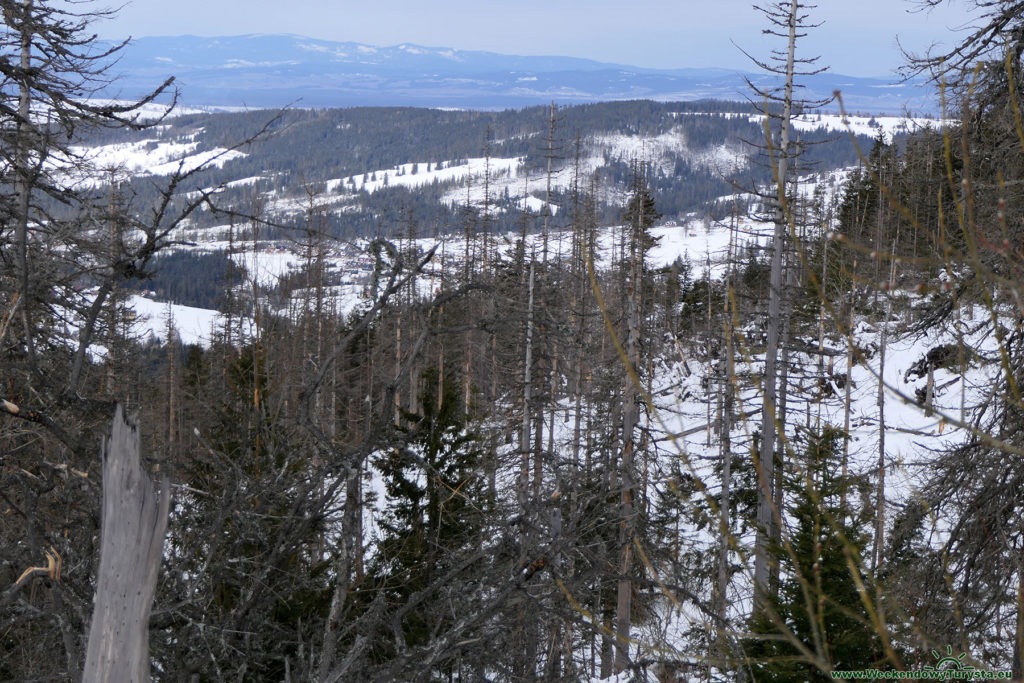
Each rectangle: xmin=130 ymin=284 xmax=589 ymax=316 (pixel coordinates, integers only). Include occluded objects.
xmin=372 ymin=366 xmax=490 ymax=656
xmin=747 ymin=426 xmax=882 ymax=681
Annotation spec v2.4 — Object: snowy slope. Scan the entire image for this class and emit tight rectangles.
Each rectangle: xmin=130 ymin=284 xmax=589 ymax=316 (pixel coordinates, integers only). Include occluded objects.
xmin=121 ymin=165 xmax=1006 ymax=678
xmin=72 ymin=138 xmax=246 ymax=179
xmin=130 ymin=295 xmax=226 ymax=347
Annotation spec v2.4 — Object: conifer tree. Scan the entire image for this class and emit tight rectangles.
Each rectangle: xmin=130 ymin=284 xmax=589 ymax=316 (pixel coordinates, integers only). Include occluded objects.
xmin=372 ymin=366 xmax=490 ymax=659
xmin=747 ymin=427 xmax=881 ymax=681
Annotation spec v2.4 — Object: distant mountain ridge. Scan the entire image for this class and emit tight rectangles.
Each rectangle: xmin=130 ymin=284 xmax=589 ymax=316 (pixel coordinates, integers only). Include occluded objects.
xmin=103 ymin=34 xmax=933 ymax=113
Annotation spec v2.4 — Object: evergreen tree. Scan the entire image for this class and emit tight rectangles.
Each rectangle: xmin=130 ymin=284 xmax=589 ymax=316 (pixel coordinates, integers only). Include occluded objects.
xmin=158 ymin=338 xmax=331 ymax=679
xmin=622 ymin=164 xmax=662 ymax=256
xmin=747 ymin=427 xmax=882 ymax=681
xmin=372 ymin=367 xmax=490 ymax=656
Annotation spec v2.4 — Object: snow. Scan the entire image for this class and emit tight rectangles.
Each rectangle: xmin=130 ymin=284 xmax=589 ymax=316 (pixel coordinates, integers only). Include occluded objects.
xmin=325 ymin=156 xmax=524 ymax=196
xmin=592 ymin=129 xmax=748 ymax=174
xmin=129 ymin=295 xmax=224 ymax=347
xmin=518 ymin=195 xmax=550 ymax=214
xmin=70 ymin=138 xmax=247 ymax=180
xmin=675 ymin=110 xmax=947 ymax=142
xmin=752 ymin=112 xmax=946 ymax=141
xmin=298 ymin=42 xmax=349 ymax=58
xmin=223 ymin=59 xmax=299 ymax=69
xmin=788 ymin=112 xmax=946 ymax=140
xmin=647 ymin=220 xmax=754 ymax=274
xmin=77 ymin=99 xmax=218 ymax=120
xmin=363 ymin=459 xmax=390 ymax=550
xmin=230 ymin=245 xmax=303 ymax=288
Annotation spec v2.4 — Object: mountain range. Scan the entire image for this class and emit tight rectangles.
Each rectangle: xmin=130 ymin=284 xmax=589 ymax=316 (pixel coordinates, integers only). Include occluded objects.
xmin=102 ymin=34 xmax=933 ymax=113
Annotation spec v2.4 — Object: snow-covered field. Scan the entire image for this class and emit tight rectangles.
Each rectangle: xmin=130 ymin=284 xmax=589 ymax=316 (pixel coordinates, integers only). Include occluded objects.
xmin=73 ymin=138 xmax=247 ymax=179
xmin=130 ymin=295 xmax=226 ymax=347
xmin=676 ymin=110 xmax=947 ymax=142
xmin=788 ymin=112 xmax=946 ymax=139
xmin=325 ymin=156 xmax=524 ymax=196
xmin=81 ymin=100 xmax=245 ymax=120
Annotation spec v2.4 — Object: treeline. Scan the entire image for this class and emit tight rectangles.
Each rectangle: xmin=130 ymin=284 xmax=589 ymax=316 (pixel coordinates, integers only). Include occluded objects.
xmin=126 ymin=250 xmax=243 ymax=310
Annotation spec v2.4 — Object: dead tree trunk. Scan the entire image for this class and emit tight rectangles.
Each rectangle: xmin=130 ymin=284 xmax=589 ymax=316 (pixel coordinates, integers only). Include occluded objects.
xmin=614 ymin=174 xmax=646 ymax=675
xmin=754 ymin=0 xmax=800 ymax=612
xmin=83 ymin=405 xmax=170 ymax=683
xmin=14 ymin=0 xmax=35 ymax=366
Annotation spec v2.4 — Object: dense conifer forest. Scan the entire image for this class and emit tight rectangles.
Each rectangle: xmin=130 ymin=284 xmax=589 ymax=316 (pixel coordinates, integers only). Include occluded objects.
xmin=4 ymin=1 xmax=1024 ymax=681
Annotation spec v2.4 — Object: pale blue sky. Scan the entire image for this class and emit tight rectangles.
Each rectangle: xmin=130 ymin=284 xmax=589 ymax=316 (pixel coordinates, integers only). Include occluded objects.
xmin=98 ymin=0 xmax=976 ymax=78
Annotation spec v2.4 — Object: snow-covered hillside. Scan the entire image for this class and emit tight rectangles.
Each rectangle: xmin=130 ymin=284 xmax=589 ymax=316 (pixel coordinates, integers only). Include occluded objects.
xmin=63 ymin=102 xmax=914 ymax=240
xmin=132 ymin=183 xmax=993 ymax=509
xmin=72 ymin=137 xmax=246 ymax=181
xmin=102 ymin=101 xmax=980 ymax=675
xmin=115 ymin=146 xmax=1008 ymax=678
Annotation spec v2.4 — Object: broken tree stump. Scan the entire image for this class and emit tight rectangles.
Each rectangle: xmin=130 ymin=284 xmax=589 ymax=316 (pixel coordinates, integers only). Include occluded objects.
xmin=83 ymin=405 xmax=170 ymax=682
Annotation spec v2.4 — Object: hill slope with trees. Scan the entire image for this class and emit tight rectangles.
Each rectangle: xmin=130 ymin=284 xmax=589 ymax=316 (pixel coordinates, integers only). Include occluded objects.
xmin=4 ymin=0 xmax=1024 ymax=681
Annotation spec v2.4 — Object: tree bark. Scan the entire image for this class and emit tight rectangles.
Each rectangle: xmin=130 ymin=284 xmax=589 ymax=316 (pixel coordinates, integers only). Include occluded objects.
xmin=14 ymin=0 xmax=35 ymax=366
xmin=83 ymin=406 xmax=170 ymax=683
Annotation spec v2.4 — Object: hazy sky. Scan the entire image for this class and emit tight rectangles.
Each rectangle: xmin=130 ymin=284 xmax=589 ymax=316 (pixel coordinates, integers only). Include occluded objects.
xmin=99 ymin=0 xmax=977 ymax=78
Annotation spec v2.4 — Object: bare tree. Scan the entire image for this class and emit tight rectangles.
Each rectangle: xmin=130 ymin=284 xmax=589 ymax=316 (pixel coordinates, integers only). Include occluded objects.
xmin=739 ymin=0 xmax=831 ymax=613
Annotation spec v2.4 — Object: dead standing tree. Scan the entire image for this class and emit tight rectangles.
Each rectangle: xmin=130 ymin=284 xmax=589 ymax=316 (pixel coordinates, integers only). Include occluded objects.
xmin=83 ymin=406 xmax=170 ymax=682
xmin=738 ymin=0 xmax=831 ymax=613
xmin=0 ymin=4 xmax=286 ymax=678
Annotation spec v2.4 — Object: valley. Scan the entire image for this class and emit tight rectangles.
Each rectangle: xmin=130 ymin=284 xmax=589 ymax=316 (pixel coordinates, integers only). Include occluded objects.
xmin=3 ymin=5 xmax=1022 ymax=681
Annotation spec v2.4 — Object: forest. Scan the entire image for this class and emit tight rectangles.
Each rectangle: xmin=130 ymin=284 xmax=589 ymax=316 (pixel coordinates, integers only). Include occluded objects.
xmin=67 ymin=98 xmax=880 ymax=243
xmin=3 ymin=0 xmax=1024 ymax=682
